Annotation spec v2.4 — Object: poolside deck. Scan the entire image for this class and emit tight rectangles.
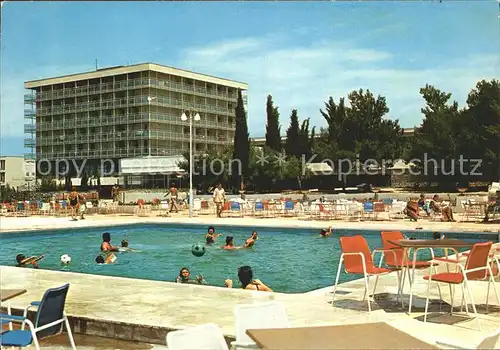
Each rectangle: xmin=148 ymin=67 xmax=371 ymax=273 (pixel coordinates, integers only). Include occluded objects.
xmin=1 ymin=215 xmax=499 ymax=348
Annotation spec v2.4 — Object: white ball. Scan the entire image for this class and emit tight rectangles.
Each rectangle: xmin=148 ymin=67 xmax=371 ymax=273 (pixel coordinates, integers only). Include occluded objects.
xmin=60 ymin=254 xmax=71 ymax=264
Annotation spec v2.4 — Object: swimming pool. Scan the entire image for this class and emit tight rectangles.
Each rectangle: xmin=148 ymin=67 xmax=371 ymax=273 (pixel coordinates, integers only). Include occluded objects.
xmin=0 ymin=224 xmax=495 ymax=293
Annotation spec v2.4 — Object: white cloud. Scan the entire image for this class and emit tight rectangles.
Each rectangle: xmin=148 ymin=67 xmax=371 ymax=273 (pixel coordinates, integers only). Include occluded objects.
xmin=179 ymin=36 xmax=499 ymax=135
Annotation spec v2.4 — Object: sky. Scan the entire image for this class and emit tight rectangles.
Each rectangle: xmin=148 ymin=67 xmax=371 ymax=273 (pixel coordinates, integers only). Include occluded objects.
xmin=1 ymin=1 xmax=499 ymax=156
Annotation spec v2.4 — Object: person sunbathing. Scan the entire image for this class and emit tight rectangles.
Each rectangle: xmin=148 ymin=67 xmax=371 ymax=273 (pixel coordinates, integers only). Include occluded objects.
xmin=430 ymin=195 xmax=455 ymax=222
xmin=406 ymin=200 xmax=419 ymax=221
xmin=15 ymin=254 xmax=44 ymax=268
xmin=225 ymin=265 xmax=272 ymax=292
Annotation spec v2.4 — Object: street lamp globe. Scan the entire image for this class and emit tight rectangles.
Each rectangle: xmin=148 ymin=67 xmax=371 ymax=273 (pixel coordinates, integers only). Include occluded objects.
xmin=181 ymin=112 xmax=188 ymax=121
xmin=194 ymin=113 xmax=201 ymax=121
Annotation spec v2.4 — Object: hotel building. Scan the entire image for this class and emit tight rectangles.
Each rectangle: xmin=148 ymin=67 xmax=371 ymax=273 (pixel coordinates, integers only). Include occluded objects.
xmin=24 ymin=63 xmax=248 ymax=186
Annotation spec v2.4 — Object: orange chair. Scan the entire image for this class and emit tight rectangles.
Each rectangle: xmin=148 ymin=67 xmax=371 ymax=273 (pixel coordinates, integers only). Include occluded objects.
xmin=423 ymin=241 xmax=499 ymax=330
xmin=332 ymin=235 xmax=395 ymax=313
xmin=375 ymin=231 xmax=441 ymax=306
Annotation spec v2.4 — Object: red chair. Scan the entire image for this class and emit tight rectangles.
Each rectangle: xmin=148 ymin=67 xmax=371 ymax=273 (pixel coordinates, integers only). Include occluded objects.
xmin=375 ymin=231 xmax=442 ymax=305
xmin=332 ymin=235 xmax=395 ymax=313
xmin=423 ymin=241 xmax=499 ymax=330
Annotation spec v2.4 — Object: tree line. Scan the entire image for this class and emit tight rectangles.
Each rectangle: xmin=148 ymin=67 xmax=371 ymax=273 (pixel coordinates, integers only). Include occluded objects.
xmin=180 ymin=79 xmax=499 ymax=193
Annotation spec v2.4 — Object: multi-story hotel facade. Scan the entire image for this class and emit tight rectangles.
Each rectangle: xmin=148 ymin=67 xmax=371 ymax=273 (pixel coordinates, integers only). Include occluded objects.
xmin=24 ymin=63 xmax=248 ymax=186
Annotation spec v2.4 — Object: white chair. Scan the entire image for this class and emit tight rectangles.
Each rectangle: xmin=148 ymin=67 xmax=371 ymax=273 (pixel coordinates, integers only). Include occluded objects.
xmin=231 ymin=301 xmax=289 ymax=350
xmin=166 ymin=323 xmax=228 ymax=350
xmin=435 ymin=327 xmax=500 ymax=349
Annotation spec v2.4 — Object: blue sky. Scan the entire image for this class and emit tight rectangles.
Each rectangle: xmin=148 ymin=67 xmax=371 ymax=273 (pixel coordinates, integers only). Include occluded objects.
xmin=1 ymin=1 xmax=499 ymax=156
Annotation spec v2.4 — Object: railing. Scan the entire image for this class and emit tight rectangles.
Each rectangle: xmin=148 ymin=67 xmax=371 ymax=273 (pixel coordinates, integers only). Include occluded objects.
xmin=24 ymin=124 xmax=36 ymax=133
xmin=35 ymin=147 xmax=190 ymax=159
xmin=35 ymin=78 xmax=238 ymax=101
xmin=35 ymin=95 xmax=234 ymax=117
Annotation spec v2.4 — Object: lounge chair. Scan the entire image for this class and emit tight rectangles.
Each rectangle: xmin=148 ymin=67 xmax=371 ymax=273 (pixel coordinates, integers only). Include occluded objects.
xmin=232 ymin=301 xmax=289 ymax=349
xmin=0 ymin=283 xmax=76 ymax=349
xmin=166 ymin=323 xmax=228 ymax=350
xmin=435 ymin=327 xmax=500 ymax=349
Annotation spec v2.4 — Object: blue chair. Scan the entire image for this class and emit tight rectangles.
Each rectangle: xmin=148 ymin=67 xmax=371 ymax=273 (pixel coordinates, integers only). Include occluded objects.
xmin=229 ymin=202 xmax=243 ymax=217
xmin=254 ymin=202 xmax=265 ymax=216
xmin=283 ymin=200 xmax=295 ymax=216
xmin=0 ymin=284 xmax=76 ymax=350
xmin=363 ymin=202 xmax=374 ymax=220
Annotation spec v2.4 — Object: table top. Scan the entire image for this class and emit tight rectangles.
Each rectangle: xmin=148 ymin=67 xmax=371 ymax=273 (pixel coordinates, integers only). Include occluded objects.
xmin=389 ymin=239 xmax=474 ymax=249
xmin=0 ymin=289 xmax=27 ymax=302
xmin=246 ymin=322 xmax=438 ymax=349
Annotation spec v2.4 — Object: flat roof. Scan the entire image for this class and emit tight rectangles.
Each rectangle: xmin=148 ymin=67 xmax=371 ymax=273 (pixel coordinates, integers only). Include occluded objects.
xmin=24 ymin=62 xmax=248 ymax=90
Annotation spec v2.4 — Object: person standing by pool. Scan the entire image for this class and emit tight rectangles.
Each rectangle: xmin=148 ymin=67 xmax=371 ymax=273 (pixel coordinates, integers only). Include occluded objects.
xmin=100 ymin=232 xmax=119 ymax=252
xmin=175 ymin=267 xmax=206 ymax=285
xmin=222 ymin=236 xmax=243 ymax=250
xmin=225 ymin=266 xmax=273 ymax=292
xmin=244 ymin=231 xmax=259 ymax=248
xmin=68 ymin=187 xmax=79 ymax=220
xmin=213 ymin=183 xmax=226 ymax=218
xmin=205 ymin=226 xmax=222 ymax=245
xmin=168 ymin=182 xmax=179 ymax=213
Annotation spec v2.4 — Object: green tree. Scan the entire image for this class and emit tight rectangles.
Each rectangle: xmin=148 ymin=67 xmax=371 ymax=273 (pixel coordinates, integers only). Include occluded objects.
xmin=459 ymin=79 xmax=500 ymax=181
xmin=285 ymin=109 xmax=300 ymax=158
xmin=409 ymin=84 xmax=462 ymax=187
xmin=233 ymin=89 xmax=250 ymax=191
xmin=265 ymin=95 xmax=281 ymax=151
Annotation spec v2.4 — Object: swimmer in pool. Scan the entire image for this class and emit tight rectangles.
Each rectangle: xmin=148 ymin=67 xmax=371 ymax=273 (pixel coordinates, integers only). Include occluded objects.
xmin=319 ymin=226 xmax=332 ymax=237
xmin=100 ymin=232 xmax=119 ymax=252
xmin=118 ymin=239 xmax=136 ymax=252
xmin=175 ymin=267 xmax=206 ymax=285
xmin=205 ymin=226 xmax=222 ymax=245
xmin=15 ymin=254 xmax=44 ymax=268
xmin=222 ymin=236 xmax=243 ymax=250
xmin=95 ymin=253 xmax=117 ymax=264
xmin=244 ymin=231 xmax=259 ymax=248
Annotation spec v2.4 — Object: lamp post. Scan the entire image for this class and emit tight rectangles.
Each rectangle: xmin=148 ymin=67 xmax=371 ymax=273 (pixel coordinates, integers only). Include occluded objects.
xmin=181 ymin=110 xmax=200 ymax=218
xmin=147 ymin=96 xmax=157 ymax=156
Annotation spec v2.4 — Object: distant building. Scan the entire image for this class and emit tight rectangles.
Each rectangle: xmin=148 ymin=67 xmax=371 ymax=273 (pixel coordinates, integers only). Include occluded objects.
xmin=0 ymin=156 xmax=36 ymax=189
xmin=24 ymin=62 xmax=248 ymax=187
xmin=251 ymin=128 xmax=415 ymax=148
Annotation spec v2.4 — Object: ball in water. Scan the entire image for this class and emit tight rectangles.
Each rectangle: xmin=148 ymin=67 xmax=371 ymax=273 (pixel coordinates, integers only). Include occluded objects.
xmin=60 ymin=254 xmax=72 ymax=264
xmin=191 ymin=243 xmax=206 ymax=257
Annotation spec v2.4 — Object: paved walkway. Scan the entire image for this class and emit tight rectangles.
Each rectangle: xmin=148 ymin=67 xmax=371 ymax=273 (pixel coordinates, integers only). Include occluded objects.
xmin=1 ymin=213 xmax=499 ymax=234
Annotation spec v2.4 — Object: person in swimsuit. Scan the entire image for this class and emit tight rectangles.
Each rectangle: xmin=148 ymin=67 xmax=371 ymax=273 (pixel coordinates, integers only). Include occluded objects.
xmin=175 ymin=267 xmax=206 ymax=285
xmin=95 ymin=254 xmax=117 ymax=264
xmin=244 ymin=231 xmax=258 ymax=248
xmin=169 ymin=183 xmax=179 ymax=213
xmin=15 ymin=254 xmax=44 ymax=268
xmin=222 ymin=236 xmax=243 ymax=250
xmin=118 ymin=239 xmax=136 ymax=252
xmin=225 ymin=266 xmax=272 ymax=292
xmin=68 ymin=187 xmax=79 ymax=220
xmin=319 ymin=226 xmax=332 ymax=237
xmin=205 ymin=226 xmax=222 ymax=245
xmin=100 ymin=232 xmax=119 ymax=252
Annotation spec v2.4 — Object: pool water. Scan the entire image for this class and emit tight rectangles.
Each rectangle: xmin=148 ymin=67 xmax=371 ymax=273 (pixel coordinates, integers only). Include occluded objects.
xmin=0 ymin=224 xmax=494 ymax=293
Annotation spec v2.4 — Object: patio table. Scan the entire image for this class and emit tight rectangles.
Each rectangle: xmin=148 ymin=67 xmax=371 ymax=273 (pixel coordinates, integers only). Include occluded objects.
xmin=1 ymin=289 xmax=27 ymax=330
xmin=389 ymin=239 xmax=473 ymax=314
xmin=246 ymin=322 xmax=438 ymax=349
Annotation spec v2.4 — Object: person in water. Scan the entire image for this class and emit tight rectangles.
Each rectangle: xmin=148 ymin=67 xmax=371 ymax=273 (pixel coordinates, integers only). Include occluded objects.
xmin=16 ymin=254 xmax=44 ymax=268
xmin=225 ymin=266 xmax=272 ymax=292
xmin=244 ymin=231 xmax=259 ymax=248
xmin=222 ymin=236 xmax=243 ymax=250
xmin=320 ymin=226 xmax=332 ymax=237
xmin=95 ymin=254 xmax=117 ymax=264
xmin=118 ymin=239 xmax=136 ymax=252
xmin=101 ymin=232 xmax=119 ymax=252
xmin=205 ymin=226 xmax=222 ymax=245
xmin=175 ymin=267 xmax=206 ymax=285
xmin=433 ymin=232 xmax=445 ymax=240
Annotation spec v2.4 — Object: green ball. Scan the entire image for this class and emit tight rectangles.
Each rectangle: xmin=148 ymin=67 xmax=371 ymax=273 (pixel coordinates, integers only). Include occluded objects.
xmin=191 ymin=243 xmax=206 ymax=257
